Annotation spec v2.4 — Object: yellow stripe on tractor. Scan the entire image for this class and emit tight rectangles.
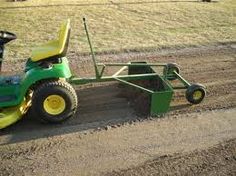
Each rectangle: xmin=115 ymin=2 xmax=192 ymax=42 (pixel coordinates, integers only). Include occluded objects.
xmin=0 ymin=95 xmax=32 ymax=129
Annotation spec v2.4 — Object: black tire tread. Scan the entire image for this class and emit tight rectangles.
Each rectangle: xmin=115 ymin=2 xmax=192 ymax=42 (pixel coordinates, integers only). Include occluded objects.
xmin=30 ymin=79 xmax=78 ymax=123
xmin=186 ymin=84 xmax=206 ymax=104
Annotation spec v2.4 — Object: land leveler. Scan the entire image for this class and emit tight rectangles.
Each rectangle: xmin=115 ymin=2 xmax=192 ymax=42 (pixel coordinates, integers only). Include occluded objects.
xmin=0 ymin=18 xmax=206 ymax=129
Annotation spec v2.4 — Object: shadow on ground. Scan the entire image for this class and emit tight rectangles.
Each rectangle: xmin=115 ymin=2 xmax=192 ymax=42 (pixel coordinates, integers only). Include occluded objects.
xmin=0 ymin=83 xmax=190 ymax=145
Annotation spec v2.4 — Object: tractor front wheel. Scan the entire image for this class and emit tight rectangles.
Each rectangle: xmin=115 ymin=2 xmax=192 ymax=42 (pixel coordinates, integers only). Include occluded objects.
xmin=30 ymin=80 xmax=78 ymax=123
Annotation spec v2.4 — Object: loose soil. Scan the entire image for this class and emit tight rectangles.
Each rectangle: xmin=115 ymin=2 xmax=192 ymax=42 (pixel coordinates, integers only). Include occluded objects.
xmin=108 ymin=138 xmax=236 ymax=176
xmin=0 ymin=44 xmax=236 ymax=175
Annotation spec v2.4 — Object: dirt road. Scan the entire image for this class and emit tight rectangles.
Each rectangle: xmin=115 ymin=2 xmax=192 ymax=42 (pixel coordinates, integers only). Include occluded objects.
xmin=0 ymin=44 xmax=236 ymax=175
xmin=0 ymin=109 xmax=236 ymax=176
xmin=109 ymin=138 xmax=236 ymax=176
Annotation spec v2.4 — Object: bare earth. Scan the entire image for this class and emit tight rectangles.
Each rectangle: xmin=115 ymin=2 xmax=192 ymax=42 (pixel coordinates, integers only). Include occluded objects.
xmin=109 ymin=138 xmax=236 ymax=176
xmin=0 ymin=44 xmax=236 ymax=175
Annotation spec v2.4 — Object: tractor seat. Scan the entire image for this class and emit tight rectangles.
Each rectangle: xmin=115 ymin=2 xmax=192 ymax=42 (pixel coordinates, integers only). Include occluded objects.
xmin=31 ymin=19 xmax=70 ymax=62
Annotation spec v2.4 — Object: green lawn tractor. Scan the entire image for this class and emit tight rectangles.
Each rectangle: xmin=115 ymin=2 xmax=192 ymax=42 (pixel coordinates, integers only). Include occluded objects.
xmin=0 ymin=18 xmax=206 ymax=129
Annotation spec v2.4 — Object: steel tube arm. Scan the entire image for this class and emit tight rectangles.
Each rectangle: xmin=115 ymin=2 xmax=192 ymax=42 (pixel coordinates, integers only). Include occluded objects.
xmin=83 ymin=17 xmax=100 ymax=79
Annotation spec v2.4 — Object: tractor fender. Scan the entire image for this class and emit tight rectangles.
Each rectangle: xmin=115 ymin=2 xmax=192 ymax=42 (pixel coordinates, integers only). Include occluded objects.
xmin=17 ymin=57 xmax=72 ymax=106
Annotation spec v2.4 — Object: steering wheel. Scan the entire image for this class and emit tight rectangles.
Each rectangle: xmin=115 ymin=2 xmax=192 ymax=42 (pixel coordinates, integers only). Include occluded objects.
xmin=0 ymin=31 xmax=17 ymax=45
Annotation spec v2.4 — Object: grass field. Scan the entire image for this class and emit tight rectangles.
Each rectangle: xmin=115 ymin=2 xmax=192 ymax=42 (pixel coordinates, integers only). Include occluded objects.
xmin=0 ymin=0 xmax=235 ymax=60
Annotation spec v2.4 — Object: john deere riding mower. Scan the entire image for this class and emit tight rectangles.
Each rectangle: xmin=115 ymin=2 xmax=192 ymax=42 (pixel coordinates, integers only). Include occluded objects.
xmin=0 ymin=20 xmax=77 ymax=129
xmin=0 ymin=19 xmax=206 ymax=129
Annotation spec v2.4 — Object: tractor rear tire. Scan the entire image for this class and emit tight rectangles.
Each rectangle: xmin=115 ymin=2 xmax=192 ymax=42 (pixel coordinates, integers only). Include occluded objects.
xmin=186 ymin=84 xmax=206 ymax=104
xmin=30 ymin=80 xmax=78 ymax=123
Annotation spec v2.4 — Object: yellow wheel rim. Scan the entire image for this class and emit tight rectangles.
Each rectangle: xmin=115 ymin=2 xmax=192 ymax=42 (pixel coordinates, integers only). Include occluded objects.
xmin=193 ymin=90 xmax=202 ymax=100
xmin=43 ymin=95 xmax=66 ymax=115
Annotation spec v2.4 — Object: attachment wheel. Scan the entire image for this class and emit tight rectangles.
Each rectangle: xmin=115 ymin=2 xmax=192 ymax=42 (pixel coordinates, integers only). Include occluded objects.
xmin=186 ymin=84 xmax=206 ymax=104
xmin=163 ymin=63 xmax=180 ymax=81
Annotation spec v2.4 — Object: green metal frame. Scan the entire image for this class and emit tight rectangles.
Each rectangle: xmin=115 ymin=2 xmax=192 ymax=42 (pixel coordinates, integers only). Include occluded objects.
xmin=69 ymin=62 xmax=190 ymax=115
xmin=68 ymin=18 xmax=192 ymax=115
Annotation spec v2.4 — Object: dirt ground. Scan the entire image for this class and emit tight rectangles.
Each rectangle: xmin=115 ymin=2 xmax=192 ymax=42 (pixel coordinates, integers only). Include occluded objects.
xmin=108 ymin=138 xmax=236 ymax=176
xmin=0 ymin=44 xmax=236 ymax=175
